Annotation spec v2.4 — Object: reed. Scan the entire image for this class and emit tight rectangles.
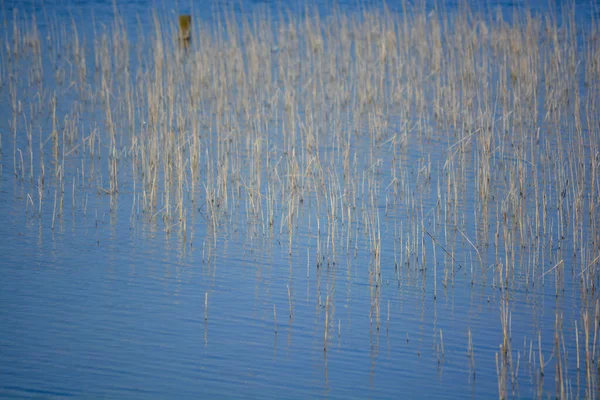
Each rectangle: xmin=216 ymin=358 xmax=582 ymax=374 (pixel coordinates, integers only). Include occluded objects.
xmin=204 ymin=292 xmax=208 ymax=321
xmin=2 ymin=2 xmax=600 ymax=396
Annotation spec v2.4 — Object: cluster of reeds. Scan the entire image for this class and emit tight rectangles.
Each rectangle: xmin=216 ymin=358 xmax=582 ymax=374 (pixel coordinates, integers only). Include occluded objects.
xmin=2 ymin=1 xmax=600 ymax=396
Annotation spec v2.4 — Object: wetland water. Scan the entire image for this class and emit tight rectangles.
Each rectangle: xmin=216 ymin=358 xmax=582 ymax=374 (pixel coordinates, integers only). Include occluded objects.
xmin=1 ymin=0 xmax=599 ymax=398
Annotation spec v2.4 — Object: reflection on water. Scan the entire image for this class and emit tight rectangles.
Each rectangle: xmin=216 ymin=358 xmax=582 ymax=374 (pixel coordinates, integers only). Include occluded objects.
xmin=1 ymin=0 xmax=599 ymax=398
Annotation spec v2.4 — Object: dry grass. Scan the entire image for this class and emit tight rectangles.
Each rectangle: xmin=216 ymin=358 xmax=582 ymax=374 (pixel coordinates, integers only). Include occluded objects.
xmin=2 ymin=1 xmax=600 ymax=396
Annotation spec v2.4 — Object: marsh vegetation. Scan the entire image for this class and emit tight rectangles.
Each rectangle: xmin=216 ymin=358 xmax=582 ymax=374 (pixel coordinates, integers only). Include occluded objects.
xmin=1 ymin=1 xmax=599 ymax=397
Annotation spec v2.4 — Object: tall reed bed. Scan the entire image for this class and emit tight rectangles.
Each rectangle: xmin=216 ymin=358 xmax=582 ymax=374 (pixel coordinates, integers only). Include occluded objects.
xmin=1 ymin=1 xmax=599 ymax=396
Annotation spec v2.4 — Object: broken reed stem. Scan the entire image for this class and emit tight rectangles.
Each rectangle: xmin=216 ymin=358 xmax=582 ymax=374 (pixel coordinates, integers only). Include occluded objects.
xmin=204 ymin=292 xmax=208 ymax=321
xmin=51 ymin=189 xmax=57 ymax=230
xmin=424 ymin=225 xmax=463 ymax=270
xmin=538 ymin=331 xmax=544 ymax=377
xmin=576 ymin=320 xmax=580 ymax=371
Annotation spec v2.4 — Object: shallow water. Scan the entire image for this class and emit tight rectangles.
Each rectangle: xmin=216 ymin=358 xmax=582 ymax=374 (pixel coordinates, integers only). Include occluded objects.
xmin=1 ymin=0 xmax=599 ymax=398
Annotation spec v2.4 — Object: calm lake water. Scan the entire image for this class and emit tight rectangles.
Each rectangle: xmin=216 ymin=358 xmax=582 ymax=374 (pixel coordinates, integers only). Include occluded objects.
xmin=1 ymin=0 xmax=599 ymax=398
